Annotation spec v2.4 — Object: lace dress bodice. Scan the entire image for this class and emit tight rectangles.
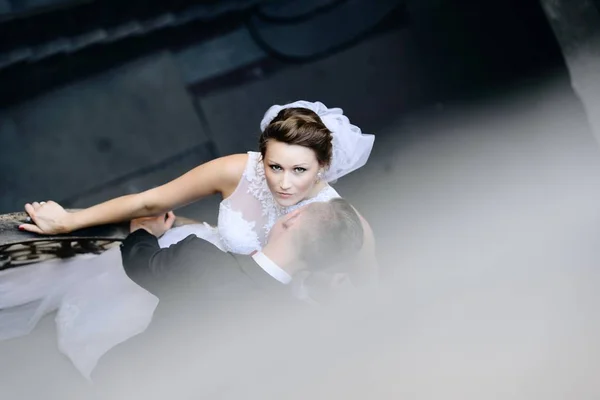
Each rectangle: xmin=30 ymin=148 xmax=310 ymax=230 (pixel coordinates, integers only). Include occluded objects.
xmin=217 ymin=151 xmax=340 ymax=254
xmin=0 ymin=101 xmax=372 ymax=380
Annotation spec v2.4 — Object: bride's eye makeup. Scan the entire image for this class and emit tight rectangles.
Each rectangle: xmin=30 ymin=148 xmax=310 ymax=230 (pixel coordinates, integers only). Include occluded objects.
xmin=268 ymin=164 xmax=307 ymax=173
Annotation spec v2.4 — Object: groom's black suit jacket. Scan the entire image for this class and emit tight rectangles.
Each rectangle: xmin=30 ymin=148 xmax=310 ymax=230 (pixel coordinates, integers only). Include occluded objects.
xmin=120 ymin=229 xmax=295 ymax=314
xmin=95 ymin=229 xmax=304 ymax=389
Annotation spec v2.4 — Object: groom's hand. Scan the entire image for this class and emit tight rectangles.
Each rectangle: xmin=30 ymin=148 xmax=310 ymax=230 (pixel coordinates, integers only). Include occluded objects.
xmin=130 ymin=211 xmax=176 ymax=237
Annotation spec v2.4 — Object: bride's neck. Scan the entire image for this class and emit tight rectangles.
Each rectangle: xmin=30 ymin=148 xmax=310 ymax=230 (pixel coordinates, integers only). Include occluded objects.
xmin=306 ymin=180 xmax=328 ymax=200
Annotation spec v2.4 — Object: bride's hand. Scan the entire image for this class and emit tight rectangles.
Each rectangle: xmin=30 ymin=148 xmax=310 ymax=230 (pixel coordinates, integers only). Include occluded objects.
xmin=19 ymin=201 xmax=73 ymax=235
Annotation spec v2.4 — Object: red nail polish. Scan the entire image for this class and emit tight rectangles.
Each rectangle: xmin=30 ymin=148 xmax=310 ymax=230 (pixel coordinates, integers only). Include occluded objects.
xmin=18 ymin=226 xmax=24 ymax=231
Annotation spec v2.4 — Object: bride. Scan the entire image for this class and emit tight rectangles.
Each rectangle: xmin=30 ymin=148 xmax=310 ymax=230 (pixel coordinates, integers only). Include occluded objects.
xmin=3 ymin=100 xmax=376 ymax=378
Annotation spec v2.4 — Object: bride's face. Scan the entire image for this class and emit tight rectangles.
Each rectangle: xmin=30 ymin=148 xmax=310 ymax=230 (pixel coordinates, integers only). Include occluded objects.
xmin=263 ymin=140 xmax=322 ymax=207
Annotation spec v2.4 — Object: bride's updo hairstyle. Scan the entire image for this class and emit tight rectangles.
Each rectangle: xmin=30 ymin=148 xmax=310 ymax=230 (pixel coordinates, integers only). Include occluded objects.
xmin=259 ymin=107 xmax=333 ymax=167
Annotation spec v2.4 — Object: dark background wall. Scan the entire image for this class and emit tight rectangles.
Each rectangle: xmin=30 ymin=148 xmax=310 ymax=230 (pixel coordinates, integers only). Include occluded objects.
xmin=5 ymin=2 xmax=600 ymax=399
xmin=0 ymin=0 xmax=566 ymax=217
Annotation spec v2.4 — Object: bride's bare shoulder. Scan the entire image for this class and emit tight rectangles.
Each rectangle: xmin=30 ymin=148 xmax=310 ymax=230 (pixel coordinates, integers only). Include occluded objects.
xmin=216 ymin=153 xmax=250 ymax=189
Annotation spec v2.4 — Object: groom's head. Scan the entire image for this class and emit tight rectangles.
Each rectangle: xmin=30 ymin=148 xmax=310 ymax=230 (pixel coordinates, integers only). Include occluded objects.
xmin=265 ymin=198 xmax=364 ymax=273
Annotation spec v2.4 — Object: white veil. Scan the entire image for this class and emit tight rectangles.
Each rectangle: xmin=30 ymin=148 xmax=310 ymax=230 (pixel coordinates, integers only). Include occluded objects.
xmin=261 ymin=101 xmax=375 ymax=301
xmin=260 ymin=100 xmax=375 ymax=183
xmin=0 ymin=101 xmax=374 ymax=378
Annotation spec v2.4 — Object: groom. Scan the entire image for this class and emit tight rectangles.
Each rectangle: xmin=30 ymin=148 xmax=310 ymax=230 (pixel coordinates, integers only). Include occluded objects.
xmin=94 ymin=198 xmax=363 ymax=394
xmin=120 ymin=198 xmax=364 ymax=315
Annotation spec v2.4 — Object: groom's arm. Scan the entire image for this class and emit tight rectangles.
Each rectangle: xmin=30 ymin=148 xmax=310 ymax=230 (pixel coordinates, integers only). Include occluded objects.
xmin=120 ymin=229 xmax=161 ymax=276
xmin=120 ymin=228 xmax=200 ymax=291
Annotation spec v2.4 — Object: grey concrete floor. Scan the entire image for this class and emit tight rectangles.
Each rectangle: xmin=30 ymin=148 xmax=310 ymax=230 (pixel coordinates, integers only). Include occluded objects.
xmin=2 ymin=66 xmax=600 ymax=398
xmin=1 ymin=6 xmax=600 ymax=394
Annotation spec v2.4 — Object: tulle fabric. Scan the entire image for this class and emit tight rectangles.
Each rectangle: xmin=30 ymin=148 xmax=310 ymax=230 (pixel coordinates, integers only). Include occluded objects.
xmin=0 ymin=101 xmax=374 ymax=379
xmin=259 ymin=100 xmax=375 ymax=183
xmin=0 ymin=248 xmax=157 ymax=380
xmin=0 ymin=223 xmax=221 ymax=380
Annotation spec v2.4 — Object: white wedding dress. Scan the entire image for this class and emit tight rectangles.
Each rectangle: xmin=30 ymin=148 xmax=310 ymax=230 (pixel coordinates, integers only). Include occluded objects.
xmin=0 ymin=101 xmax=374 ymax=380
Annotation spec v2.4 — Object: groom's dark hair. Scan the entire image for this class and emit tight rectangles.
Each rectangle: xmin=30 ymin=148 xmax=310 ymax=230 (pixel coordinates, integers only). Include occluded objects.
xmin=298 ymin=198 xmax=364 ymax=271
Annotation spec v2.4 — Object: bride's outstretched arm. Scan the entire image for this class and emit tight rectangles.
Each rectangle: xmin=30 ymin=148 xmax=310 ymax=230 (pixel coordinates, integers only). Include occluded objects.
xmin=19 ymin=154 xmax=248 ymax=235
